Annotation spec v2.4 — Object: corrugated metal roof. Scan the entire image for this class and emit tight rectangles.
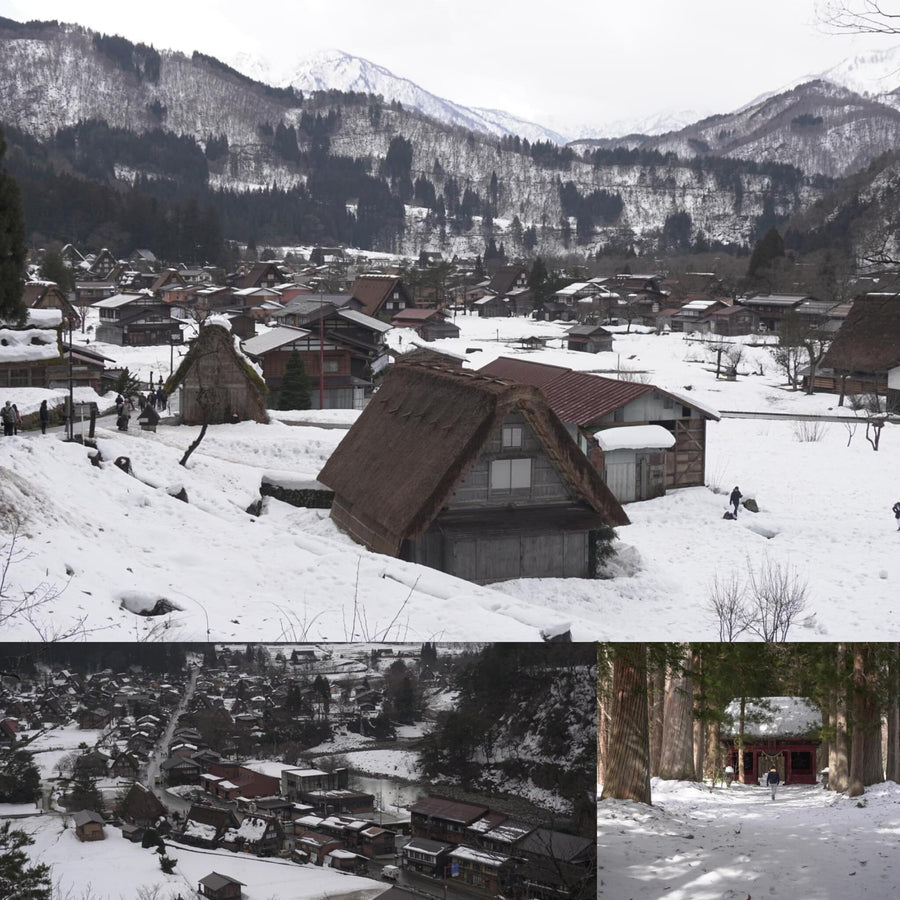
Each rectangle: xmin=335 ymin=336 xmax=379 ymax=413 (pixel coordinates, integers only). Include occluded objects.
xmin=241 ymin=326 xmax=311 ymax=356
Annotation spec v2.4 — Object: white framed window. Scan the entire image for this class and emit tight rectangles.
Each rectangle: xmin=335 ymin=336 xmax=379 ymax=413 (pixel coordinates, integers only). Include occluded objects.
xmin=490 ymin=458 xmax=531 ymax=491
xmin=502 ymin=424 xmax=523 ymax=449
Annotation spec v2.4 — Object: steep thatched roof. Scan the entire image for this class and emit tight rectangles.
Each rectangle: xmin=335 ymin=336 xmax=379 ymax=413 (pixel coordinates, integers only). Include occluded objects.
xmin=821 ymin=293 xmax=900 ymax=374
xmin=165 ymin=321 xmax=269 ymax=425
xmin=317 ymin=362 xmax=628 ymax=555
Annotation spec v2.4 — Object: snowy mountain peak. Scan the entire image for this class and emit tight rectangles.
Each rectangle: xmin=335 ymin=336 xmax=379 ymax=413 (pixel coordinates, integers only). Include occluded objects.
xmin=225 ymin=46 xmax=569 ymax=145
xmin=816 ymin=44 xmax=900 ymax=96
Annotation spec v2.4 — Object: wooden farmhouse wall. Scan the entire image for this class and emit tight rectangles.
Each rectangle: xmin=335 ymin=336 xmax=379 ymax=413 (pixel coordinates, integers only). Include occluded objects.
xmin=591 ymin=392 xmax=709 ymax=489
xmin=446 ymin=412 xmax=572 ymax=509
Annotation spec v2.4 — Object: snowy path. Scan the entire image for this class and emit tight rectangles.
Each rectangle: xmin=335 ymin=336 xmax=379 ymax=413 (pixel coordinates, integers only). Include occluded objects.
xmin=598 ymin=779 xmax=900 ymax=899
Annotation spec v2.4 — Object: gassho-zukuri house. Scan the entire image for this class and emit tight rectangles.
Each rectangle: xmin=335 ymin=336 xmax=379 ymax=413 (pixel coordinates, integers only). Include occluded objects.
xmin=721 ymin=697 xmax=822 ymax=785
xmin=317 ymin=362 xmax=629 ymax=583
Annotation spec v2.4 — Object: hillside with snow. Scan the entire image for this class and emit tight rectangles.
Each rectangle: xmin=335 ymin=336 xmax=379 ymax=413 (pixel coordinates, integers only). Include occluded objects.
xmin=1 ymin=310 xmax=899 ymax=643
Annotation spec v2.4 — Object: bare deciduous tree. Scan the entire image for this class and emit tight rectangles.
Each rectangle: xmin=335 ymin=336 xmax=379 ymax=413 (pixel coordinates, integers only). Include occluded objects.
xmin=709 ymin=556 xmax=809 ymax=642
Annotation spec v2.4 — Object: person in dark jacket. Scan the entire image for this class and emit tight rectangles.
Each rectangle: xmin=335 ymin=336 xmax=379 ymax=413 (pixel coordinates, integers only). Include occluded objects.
xmin=766 ymin=765 xmax=780 ymax=800
xmin=39 ymin=400 xmax=49 ymax=435
xmin=730 ymin=486 xmax=743 ymax=518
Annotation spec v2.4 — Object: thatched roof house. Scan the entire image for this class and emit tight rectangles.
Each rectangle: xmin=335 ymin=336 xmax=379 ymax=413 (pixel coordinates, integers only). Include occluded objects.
xmin=165 ymin=319 xmax=269 ymax=425
xmin=318 ymin=362 xmax=628 ymax=583
xmin=820 ymin=293 xmax=900 ymax=409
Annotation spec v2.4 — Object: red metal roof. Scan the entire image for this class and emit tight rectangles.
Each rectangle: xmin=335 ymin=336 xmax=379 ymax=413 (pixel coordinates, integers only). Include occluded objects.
xmin=480 ymin=356 xmax=569 ymax=389
xmin=480 ymin=357 xmax=651 ymax=426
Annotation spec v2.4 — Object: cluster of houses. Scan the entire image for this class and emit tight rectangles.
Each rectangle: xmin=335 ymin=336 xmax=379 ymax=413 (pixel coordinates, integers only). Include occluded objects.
xmin=1 ymin=645 xmax=592 ymax=900
xmin=5 ymin=244 xmax=900 ymax=583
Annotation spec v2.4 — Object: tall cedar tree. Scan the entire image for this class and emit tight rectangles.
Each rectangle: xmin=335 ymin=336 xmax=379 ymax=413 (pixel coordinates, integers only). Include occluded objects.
xmin=600 ymin=643 xmax=651 ymax=804
xmin=278 ymin=350 xmax=312 ymax=410
xmin=0 ymin=822 xmax=52 ymax=900
xmin=0 ymin=128 xmax=26 ymax=322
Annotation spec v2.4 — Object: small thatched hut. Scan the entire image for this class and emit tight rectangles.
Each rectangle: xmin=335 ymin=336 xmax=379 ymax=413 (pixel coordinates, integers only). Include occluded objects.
xmin=317 ymin=362 xmax=629 ymax=583
xmin=165 ymin=320 xmax=269 ymax=425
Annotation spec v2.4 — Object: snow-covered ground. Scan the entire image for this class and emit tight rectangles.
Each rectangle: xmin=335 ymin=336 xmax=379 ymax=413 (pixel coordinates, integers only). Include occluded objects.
xmin=1 ymin=310 xmax=898 ymax=640
xmin=598 ymin=778 xmax=900 ymax=899
xmin=7 ymin=812 xmax=387 ymax=900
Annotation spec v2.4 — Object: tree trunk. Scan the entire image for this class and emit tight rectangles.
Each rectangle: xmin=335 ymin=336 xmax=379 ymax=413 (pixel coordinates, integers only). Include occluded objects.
xmin=737 ymin=696 xmax=747 ymax=784
xmin=692 ymin=648 xmax=705 ymax=780
xmin=648 ymin=661 xmax=666 ymax=778
xmin=179 ymin=421 xmax=209 ymax=467
xmin=831 ymin=644 xmax=850 ymax=793
xmin=601 ymin=644 xmax=651 ymax=804
xmin=887 ymin=644 xmax=900 ymax=783
xmin=659 ymin=647 xmax=695 ymax=782
xmin=597 ymin=653 xmax=612 ymax=787
xmin=848 ymin=644 xmax=866 ymax=797
xmin=706 ymin=719 xmax=722 ymax=784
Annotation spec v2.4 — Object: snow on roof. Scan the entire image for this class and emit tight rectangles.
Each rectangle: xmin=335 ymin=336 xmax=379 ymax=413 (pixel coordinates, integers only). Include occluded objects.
xmin=664 ymin=386 xmax=721 ymax=420
xmin=296 ymin=815 xmax=324 ymax=826
xmin=183 ymin=820 xmax=218 ymax=840
xmin=595 ymin=424 xmax=677 ymax=451
xmin=241 ymin=326 xmax=311 ymax=356
xmin=286 ymin=768 xmax=329 ymax=777
xmin=227 ymin=816 xmax=269 ymax=841
xmin=0 ymin=317 xmax=61 ymax=363
xmin=242 ymin=760 xmax=297 ymax=778
xmin=92 ymin=292 xmax=150 ymax=308
xmin=338 ymin=308 xmax=393 ymax=332
xmin=449 ymin=846 xmax=510 ymax=866
xmin=724 ymin=697 xmax=822 ymax=737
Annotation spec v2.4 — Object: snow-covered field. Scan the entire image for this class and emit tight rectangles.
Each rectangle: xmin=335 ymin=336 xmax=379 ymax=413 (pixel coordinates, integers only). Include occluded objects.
xmin=1 ymin=310 xmax=898 ymax=640
xmin=7 ymin=812 xmax=387 ymax=900
xmin=598 ymin=778 xmax=900 ymax=899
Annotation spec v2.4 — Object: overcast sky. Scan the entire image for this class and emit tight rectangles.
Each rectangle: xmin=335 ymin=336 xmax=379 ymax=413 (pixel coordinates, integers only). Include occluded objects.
xmin=2 ymin=0 xmax=897 ymax=132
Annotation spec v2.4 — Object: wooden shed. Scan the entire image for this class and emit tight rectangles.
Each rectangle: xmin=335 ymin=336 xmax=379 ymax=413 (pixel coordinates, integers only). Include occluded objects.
xmin=199 ymin=872 xmax=245 ymax=900
xmin=566 ymin=324 xmax=613 ymax=353
xmin=165 ymin=320 xmax=269 ymax=425
xmin=72 ymin=809 xmax=106 ymax=842
xmin=317 ymin=362 xmax=628 ymax=583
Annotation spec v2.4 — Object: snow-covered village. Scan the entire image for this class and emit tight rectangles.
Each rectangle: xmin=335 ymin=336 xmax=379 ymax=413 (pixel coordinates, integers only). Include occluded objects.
xmin=7 ymin=2 xmax=900 ymax=899
xmin=0 ymin=257 xmax=899 ymax=642
xmin=0 ymin=642 xmax=596 ymax=900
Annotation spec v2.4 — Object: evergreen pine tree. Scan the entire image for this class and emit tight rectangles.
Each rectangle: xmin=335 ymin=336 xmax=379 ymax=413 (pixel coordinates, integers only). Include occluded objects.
xmin=38 ymin=247 xmax=74 ymax=293
xmin=68 ymin=767 xmax=104 ymax=812
xmin=0 ymin=751 xmax=41 ymax=803
xmin=0 ymin=128 xmax=26 ymax=322
xmin=0 ymin=822 xmax=51 ymax=900
xmin=278 ymin=350 xmax=312 ymax=410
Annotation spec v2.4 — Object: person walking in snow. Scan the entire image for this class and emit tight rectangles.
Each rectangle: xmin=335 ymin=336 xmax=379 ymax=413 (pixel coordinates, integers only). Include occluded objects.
xmin=730 ymin=485 xmax=743 ymax=518
xmin=39 ymin=400 xmax=49 ymax=435
xmin=156 ymin=386 xmax=166 ymax=411
xmin=766 ymin=765 xmax=780 ymax=800
xmin=893 ymin=501 xmax=900 ymax=531
xmin=11 ymin=404 xmax=21 ymax=435
xmin=1 ymin=400 xmax=13 ymax=437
